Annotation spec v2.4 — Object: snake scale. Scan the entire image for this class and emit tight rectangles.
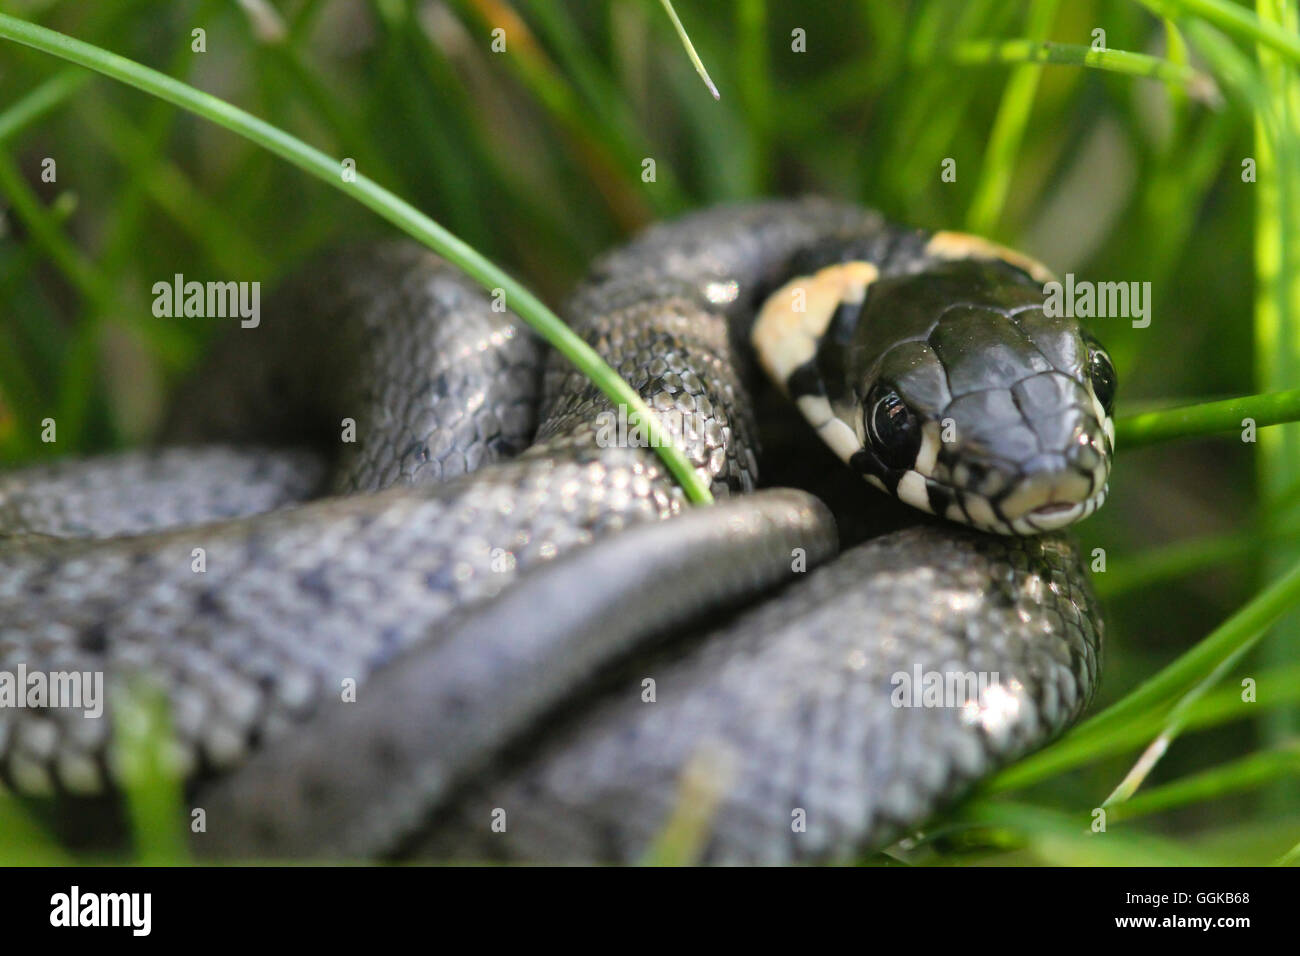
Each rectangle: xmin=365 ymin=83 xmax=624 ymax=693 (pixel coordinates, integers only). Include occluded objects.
xmin=0 ymin=199 xmax=1109 ymax=863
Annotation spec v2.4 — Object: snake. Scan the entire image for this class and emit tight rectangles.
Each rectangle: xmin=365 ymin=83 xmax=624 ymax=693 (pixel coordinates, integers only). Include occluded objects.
xmin=0 ymin=198 xmax=1112 ymax=863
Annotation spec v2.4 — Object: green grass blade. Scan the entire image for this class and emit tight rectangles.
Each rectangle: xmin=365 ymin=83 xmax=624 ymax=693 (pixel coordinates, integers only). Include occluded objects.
xmin=1094 ymin=463 xmax=1300 ymax=596
xmin=965 ymin=0 xmax=1059 ymax=236
xmin=1106 ymin=745 xmax=1300 ymax=822
xmin=0 ymin=797 xmax=69 ymax=865
xmin=1095 ymin=528 xmax=1262 ymax=598
xmin=0 ymin=68 xmax=88 ymax=143
xmin=658 ymin=0 xmax=719 ymax=99
xmin=949 ymin=39 xmax=1221 ymax=105
xmin=0 ymin=11 xmax=714 ymax=505
xmin=957 ymin=800 xmax=1226 ymax=864
xmin=1116 ymin=387 xmax=1300 ymax=448
xmin=1251 ymin=0 xmax=1300 ymax=780
xmin=1185 ymin=18 xmax=1274 ymax=114
xmin=1138 ymin=0 xmax=1300 ymax=65
xmin=113 ymin=684 xmax=189 ymax=863
xmin=0 ymin=149 xmax=111 ymax=307
xmin=1095 ymin=663 xmax=1300 ymax=764
xmin=735 ymin=0 xmax=772 ymax=188
xmin=83 ymin=98 xmax=264 ymax=276
xmin=1105 ymin=641 xmax=1274 ymax=805
xmin=449 ymin=0 xmax=683 ymax=220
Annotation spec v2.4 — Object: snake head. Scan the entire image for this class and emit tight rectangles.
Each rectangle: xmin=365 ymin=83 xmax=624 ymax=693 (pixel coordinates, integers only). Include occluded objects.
xmin=755 ymin=256 xmax=1115 ymax=536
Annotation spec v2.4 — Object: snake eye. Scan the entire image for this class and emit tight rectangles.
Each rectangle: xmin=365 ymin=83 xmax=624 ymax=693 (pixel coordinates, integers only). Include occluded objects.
xmin=1087 ymin=343 xmax=1117 ymax=416
xmin=865 ymin=383 xmax=921 ymax=471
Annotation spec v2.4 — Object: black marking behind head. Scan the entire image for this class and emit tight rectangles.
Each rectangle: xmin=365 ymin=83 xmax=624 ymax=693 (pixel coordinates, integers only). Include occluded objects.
xmin=785 ymin=230 xmax=932 ymax=278
xmin=816 ymin=299 xmax=862 ymax=405
xmin=786 ymin=359 xmax=825 ymax=401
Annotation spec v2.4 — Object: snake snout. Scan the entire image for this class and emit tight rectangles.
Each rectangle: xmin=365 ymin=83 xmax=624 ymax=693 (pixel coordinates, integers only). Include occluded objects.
xmin=986 ymin=372 xmax=1111 ymax=533
xmin=931 ymin=371 xmax=1111 ymax=534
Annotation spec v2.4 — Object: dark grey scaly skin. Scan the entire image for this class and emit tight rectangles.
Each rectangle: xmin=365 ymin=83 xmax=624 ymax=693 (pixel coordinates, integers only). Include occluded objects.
xmin=197 ymin=488 xmax=840 ymax=858
xmin=0 ymin=200 xmax=1103 ymax=863
xmin=0 ymin=447 xmax=326 ymax=539
xmin=164 ymin=242 xmax=545 ymax=495
xmin=415 ymin=527 xmax=1099 ymax=864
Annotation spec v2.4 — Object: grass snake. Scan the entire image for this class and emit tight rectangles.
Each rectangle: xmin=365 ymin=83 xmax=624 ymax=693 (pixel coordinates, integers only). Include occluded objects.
xmin=0 ymin=198 xmax=1111 ymax=863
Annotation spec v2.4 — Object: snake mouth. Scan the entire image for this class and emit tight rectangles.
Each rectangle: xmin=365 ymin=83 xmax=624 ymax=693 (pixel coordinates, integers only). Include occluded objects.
xmin=891 ymin=462 xmax=1109 ymax=535
xmin=1007 ymin=485 xmax=1109 ymax=534
xmin=1024 ymin=499 xmax=1089 ymax=531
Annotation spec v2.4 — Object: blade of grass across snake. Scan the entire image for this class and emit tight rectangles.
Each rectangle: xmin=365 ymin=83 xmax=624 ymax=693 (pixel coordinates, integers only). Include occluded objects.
xmin=0 ymin=12 xmax=714 ymax=505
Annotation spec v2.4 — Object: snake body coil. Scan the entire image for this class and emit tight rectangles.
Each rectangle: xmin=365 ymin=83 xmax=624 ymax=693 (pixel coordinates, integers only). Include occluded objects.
xmin=0 ymin=200 xmax=1106 ymax=862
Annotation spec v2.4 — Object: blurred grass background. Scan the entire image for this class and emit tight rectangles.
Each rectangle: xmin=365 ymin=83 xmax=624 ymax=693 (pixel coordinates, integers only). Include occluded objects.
xmin=0 ymin=0 xmax=1298 ymax=864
